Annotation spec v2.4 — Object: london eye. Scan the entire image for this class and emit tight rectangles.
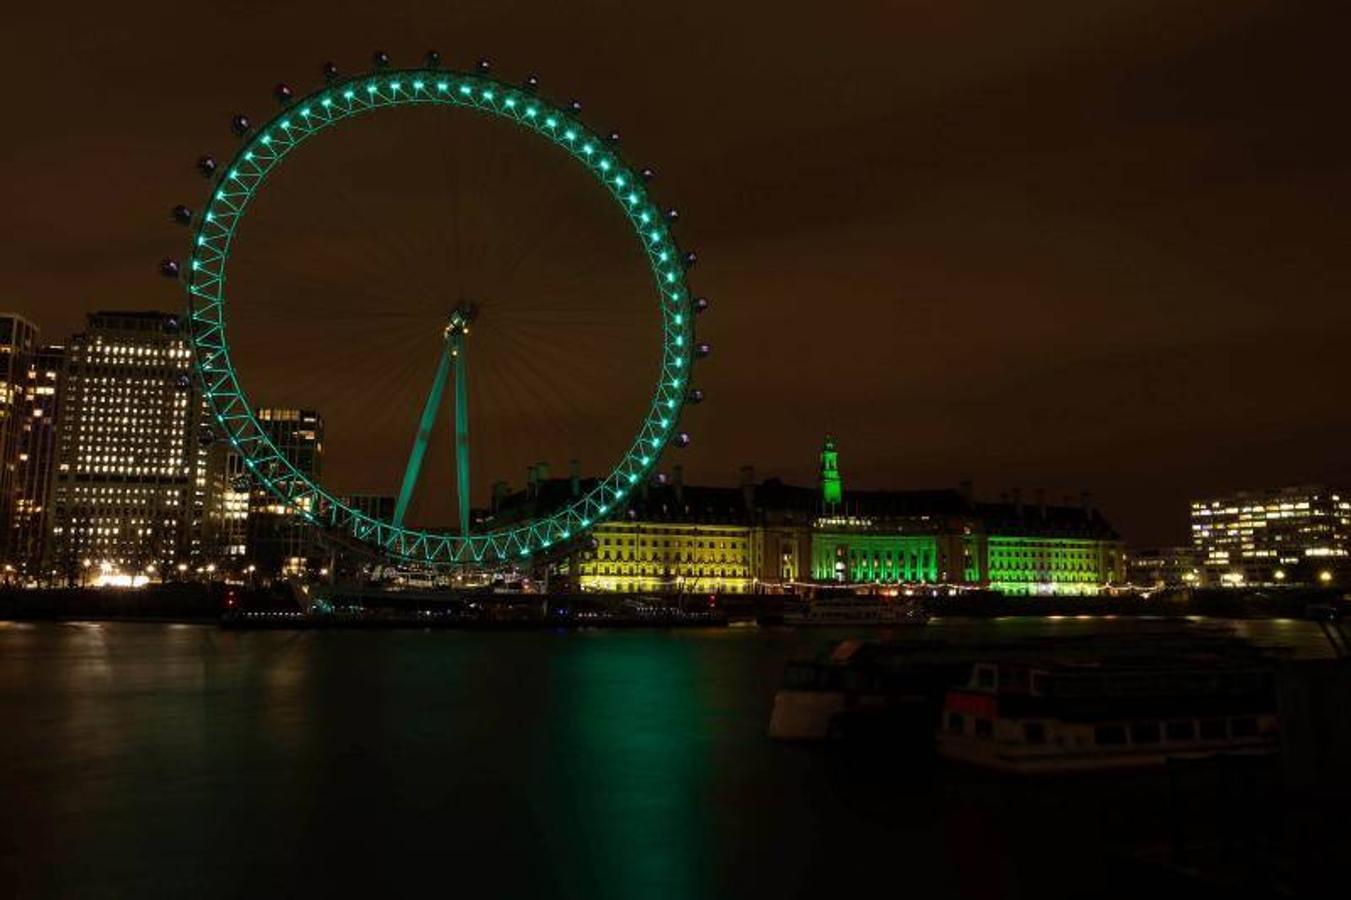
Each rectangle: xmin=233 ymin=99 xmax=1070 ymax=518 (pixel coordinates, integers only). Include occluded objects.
xmin=165 ymin=53 xmax=709 ymax=568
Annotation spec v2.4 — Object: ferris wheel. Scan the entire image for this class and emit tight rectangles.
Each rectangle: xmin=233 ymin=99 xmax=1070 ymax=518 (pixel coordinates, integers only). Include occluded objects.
xmin=163 ymin=52 xmax=710 ymax=567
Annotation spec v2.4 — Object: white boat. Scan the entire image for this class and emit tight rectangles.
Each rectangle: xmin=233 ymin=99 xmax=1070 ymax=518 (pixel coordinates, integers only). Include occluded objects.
xmin=784 ymin=593 xmax=929 ymax=627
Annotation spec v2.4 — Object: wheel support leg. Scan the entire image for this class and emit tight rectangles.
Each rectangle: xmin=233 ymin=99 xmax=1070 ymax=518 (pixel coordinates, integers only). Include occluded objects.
xmin=393 ymin=338 xmax=453 ymax=528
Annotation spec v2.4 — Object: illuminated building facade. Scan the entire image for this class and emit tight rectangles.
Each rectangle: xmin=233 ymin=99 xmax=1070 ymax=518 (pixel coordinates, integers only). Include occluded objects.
xmin=984 ymin=535 xmax=1124 ymax=596
xmin=555 ymin=469 xmax=809 ymax=593
xmin=575 ymin=478 xmax=761 ymax=593
xmin=1191 ymin=486 xmax=1350 ymax=586
xmin=491 ymin=439 xmax=1124 ymax=597
xmin=1126 ymin=546 xmax=1201 ymax=588
xmin=49 ymin=311 xmax=205 ymax=580
xmin=0 ymin=314 xmax=39 ymax=570
xmin=246 ymin=408 xmax=324 ymax=575
xmin=203 ymin=444 xmax=250 ymax=562
xmin=820 ymin=435 xmax=842 ymax=509
xmin=10 ymin=345 xmax=64 ymax=578
xmin=808 ymin=443 xmax=1123 ymax=595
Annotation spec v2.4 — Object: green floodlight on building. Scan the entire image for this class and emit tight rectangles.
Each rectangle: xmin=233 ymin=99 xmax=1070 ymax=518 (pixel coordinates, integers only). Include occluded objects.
xmin=820 ymin=435 xmax=843 ymax=508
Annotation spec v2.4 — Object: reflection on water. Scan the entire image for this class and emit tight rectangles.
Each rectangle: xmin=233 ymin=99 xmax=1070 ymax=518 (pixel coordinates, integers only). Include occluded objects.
xmin=0 ymin=618 xmax=1337 ymax=898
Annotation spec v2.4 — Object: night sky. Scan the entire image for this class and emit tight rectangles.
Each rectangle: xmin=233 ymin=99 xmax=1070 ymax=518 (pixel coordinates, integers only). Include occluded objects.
xmin=4 ymin=0 xmax=1349 ymax=544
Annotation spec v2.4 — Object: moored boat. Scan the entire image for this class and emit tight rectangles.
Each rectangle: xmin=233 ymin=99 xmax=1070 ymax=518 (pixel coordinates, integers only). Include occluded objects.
xmin=937 ymin=651 xmax=1281 ymax=773
xmin=783 ymin=592 xmax=930 ymax=627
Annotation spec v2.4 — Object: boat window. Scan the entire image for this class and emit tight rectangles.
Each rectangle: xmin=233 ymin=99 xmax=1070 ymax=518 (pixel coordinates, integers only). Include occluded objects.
xmin=1230 ymin=717 xmax=1258 ymax=738
xmin=974 ymin=718 xmax=993 ymax=738
xmin=1165 ymin=721 xmax=1196 ymax=742
xmin=1023 ymin=722 xmax=1046 ymax=745
xmin=1130 ymin=722 xmax=1161 ymax=744
xmin=1199 ymin=719 xmax=1226 ymax=740
xmin=947 ymin=712 xmax=964 ymax=733
xmin=1094 ymin=724 xmax=1127 ymax=746
xmin=975 ymin=666 xmax=996 ymax=689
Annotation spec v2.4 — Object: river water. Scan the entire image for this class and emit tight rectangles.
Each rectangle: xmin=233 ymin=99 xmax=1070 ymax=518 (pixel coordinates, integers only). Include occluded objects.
xmin=0 ymin=617 xmax=1338 ymax=898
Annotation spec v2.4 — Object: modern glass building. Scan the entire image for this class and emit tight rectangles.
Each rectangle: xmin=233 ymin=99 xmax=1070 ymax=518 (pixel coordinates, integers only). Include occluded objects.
xmin=246 ymin=408 xmax=325 ymax=575
xmin=10 ymin=344 xmax=64 ymax=580
xmin=0 ymin=313 xmax=39 ymax=571
xmin=1190 ymin=486 xmax=1350 ymax=586
xmin=49 ymin=311 xmax=205 ymax=582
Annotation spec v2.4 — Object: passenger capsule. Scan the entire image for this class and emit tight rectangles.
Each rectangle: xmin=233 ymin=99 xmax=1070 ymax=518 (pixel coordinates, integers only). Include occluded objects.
xmin=196 ymin=155 xmax=217 ymax=178
xmin=640 ymin=167 xmax=656 ymax=182
xmin=425 ymin=50 xmax=441 ymax=68
xmin=695 ymin=342 xmax=712 ymax=358
xmin=230 ymin=114 xmax=251 ymax=137
xmin=568 ymin=99 xmax=583 ymax=114
xmin=274 ymin=83 xmax=293 ymax=105
xmin=694 ymin=296 xmax=710 ymax=315
xmin=476 ymin=57 xmax=492 ymax=73
xmin=674 ymin=432 xmax=692 ymax=448
xmin=523 ymin=74 xmax=540 ymax=91
xmin=607 ymin=130 xmax=621 ymax=144
xmin=687 ymin=388 xmax=705 ymax=404
xmin=322 ymin=61 xmax=340 ymax=81
xmin=681 ymin=250 xmax=697 ymax=268
xmin=666 ymin=207 xmax=680 ymax=222
xmin=171 ymin=205 xmax=193 ymax=226
xmin=159 ymin=258 xmax=181 ymax=279
xmin=372 ymin=50 xmax=390 ymax=69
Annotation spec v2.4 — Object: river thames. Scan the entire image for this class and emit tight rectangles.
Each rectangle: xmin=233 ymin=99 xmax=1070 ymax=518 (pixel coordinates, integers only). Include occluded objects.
xmin=0 ymin=617 xmax=1336 ymax=898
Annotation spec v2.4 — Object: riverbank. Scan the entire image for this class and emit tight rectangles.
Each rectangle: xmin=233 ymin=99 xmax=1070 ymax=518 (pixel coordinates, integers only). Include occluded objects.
xmin=2 ymin=584 xmax=1347 ymax=627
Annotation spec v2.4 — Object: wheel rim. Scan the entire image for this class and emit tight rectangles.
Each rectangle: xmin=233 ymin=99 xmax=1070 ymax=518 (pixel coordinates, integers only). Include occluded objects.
xmin=187 ymin=69 xmax=696 ymax=565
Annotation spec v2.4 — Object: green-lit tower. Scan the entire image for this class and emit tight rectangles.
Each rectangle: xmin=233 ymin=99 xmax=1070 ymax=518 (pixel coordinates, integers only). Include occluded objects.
xmin=820 ymin=434 xmax=842 ymax=510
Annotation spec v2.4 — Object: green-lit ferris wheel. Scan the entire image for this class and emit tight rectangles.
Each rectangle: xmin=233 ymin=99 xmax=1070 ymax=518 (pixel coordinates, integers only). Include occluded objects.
xmin=165 ymin=52 xmax=709 ymax=567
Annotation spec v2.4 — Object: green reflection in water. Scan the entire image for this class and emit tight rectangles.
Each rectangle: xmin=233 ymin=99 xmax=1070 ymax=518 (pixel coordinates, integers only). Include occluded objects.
xmin=546 ymin=633 xmax=713 ymax=899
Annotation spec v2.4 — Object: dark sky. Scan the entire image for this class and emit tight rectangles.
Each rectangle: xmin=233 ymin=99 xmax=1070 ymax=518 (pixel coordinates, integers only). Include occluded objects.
xmin=4 ymin=0 xmax=1350 ymax=545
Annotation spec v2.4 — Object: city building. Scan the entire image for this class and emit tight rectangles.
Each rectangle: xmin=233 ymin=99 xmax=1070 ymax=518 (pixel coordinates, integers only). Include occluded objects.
xmin=1190 ymin=486 xmax=1350 ymax=586
xmin=568 ymin=440 xmax=1125 ymax=596
xmin=1126 ymin=546 xmax=1201 ymax=588
xmin=203 ymin=443 xmax=250 ymax=564
xmin=10 ymin=345 xmax=64 ymax=580
xmin=0 ymin=313 xmax=39 ymax=571
xmin=342 ymin=493 xmax=396 ymax=523
xmin=979 ymin=498 xmax=1124 ymax=596
xmin=577 ymin=480 xmax=759 ymax=594
xmin=49 ymin=311 xmax=205 ymax=582
xmin=246 ymin=407 xmax=324 ymax=576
